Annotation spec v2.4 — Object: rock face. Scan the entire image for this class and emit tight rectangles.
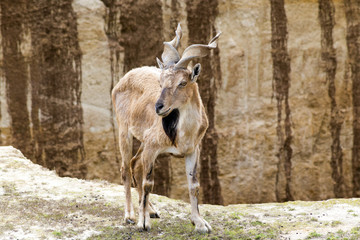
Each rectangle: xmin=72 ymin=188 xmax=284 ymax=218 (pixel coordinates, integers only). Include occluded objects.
xmin=0 ymin=0 xmax=358 ymax=205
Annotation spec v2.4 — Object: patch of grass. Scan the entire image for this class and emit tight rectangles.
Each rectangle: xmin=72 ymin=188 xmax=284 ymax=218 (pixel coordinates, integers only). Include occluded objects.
xmin=250 ymin=220 xmax=264 ymax=226
xmin=323 ymin=227 xmax=360 ymax=240
xmin=306 ymin=231 xmax=322 ymax=239
xmin=40 ymin=212 xmax=65 ymax=221
xmin=325 ymin=233 xmax=339 ymax=240
xmin=2 ymin=183 xmax=17 ymax=196
xmin=331 ymin=220 xmax=342 ymax=227
xmin=229 ymin=212 xmax=241 ymax=220
xmin=255 ymin=233 xmax=266 ymax=240
xmin=224 ymin=227 xmax=245 ymax=238
xmin=0 ymin=223 xmax=15 ymax=233
xmin=0 ymin=195 xmax=125 ymax=239
xmin=88 ymin=211 xmax=280 ymax=240
xmin=52 ymin=231 xmax=63 ymax=238
xmin=351 ymin=227 xmax=360 ymax=235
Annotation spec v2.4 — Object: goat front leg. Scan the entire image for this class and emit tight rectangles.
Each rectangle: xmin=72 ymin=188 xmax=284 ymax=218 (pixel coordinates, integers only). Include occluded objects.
xmin=137 ymin=148 xmax=157 ymax=231
xmin=185 ymin=147 xmax=212 ymax=233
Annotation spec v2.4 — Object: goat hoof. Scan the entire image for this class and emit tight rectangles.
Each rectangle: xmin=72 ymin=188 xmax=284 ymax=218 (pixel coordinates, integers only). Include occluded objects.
xmin=137 ymin=222 xmax=151 ymax=231
xmin=124 ymin=218 xmax=135 ymax=225
xmin=150 ymin=212 xmax=160 ymax=218
xmin=204 ymin=219 xmax=212 ymax=233
xmin=193 ymin=218 xmax=212 ymax=233
xmin=195 ymin=224 xmax=211 ymax=234
xmin=195 ymin=226 xmax=209 ymax=234
xmin=144 ymin=225 xmax=151 ymax=231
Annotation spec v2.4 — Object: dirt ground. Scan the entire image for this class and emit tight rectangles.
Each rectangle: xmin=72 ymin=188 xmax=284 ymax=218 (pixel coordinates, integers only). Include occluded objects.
xmin=1 ymin=146 xmax=359 ymax=239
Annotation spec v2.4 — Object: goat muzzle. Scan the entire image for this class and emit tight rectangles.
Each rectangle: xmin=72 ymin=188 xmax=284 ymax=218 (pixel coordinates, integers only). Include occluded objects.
xmin=155 ymin=102 xmax=171 ymax=117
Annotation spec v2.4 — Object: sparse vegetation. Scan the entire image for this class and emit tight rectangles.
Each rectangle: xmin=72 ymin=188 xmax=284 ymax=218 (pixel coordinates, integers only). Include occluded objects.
xmin=331 ymin=221 xmax=342 ymax=227
xmin=1 ymin=147 xmax=360 ymax=239
xmin=52 ymin=231 xmax=63 ymax=238
xmin=323 ymin=227 xmax=360 ymax=240
xmin=229 ymin=212 xmax=241 ymax=220
xmin=307 ymin=231 xmax=322 ymax=239
xmin=90 ymin=217 xmax=279 ymax=240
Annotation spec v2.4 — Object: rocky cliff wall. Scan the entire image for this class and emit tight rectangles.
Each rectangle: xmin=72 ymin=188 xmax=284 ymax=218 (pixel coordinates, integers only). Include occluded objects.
xmin=0 ymin=0 xmax=358 ymax=205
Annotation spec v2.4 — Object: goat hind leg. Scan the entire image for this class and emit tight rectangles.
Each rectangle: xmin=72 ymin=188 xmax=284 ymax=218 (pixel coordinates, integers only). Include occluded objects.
xmin=132 ymin=149 xmax=160 ymax=219
xmin=119 ymin=131 xmax=135 ymax=224
xmin=137 ymin=149 xmax=157 ymax=231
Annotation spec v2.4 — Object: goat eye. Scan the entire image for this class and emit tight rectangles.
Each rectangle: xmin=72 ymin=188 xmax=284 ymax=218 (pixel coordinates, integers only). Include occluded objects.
xmin=178 ymin=81 xmax=187 ymax=87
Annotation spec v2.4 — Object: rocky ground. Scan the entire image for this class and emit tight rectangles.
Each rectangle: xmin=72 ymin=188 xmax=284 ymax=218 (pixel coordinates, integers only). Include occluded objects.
xmin=0 ymin=146 xmax=359 ymax=240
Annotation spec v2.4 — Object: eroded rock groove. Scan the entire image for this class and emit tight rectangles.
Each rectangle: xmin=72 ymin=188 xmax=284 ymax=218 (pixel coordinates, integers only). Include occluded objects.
xmin=27 ymin=0 xmax=86 ymax=178
xmin=186 ymin=0 xmax=223 ymax=205
xmin=319 ymin=0 xmax=345 ymax=197
xmin=270 ymin=0 xmax=294 ymax=202
xmin=344 ymin=0 xmax=360 ymax=197
xmin=1 ymin=0 xmax=33 ymax=158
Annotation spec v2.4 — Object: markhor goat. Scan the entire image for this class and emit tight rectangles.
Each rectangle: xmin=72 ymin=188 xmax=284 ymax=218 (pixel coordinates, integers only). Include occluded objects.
xmin=112 ymin=23 xmax=221 ymax=233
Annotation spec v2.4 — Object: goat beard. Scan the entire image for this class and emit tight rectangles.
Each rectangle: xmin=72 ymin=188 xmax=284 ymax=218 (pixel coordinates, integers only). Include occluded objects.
xmin=162 ymin=108 xmax=179 ymax=146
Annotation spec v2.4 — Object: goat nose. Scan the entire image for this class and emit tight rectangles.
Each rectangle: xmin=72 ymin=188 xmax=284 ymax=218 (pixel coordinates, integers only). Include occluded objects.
xmin=155 ymin=101 xmax=164 ymax=113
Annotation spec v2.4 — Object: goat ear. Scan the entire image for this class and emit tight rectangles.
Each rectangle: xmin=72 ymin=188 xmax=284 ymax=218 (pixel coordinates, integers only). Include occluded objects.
xmin=191 ymin=63 xmax=201 ymax=82
xmin=156 ymin=57 xmax=164 ymax=69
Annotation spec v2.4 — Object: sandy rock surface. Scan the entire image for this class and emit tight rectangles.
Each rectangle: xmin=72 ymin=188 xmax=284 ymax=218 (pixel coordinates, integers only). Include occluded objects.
xmin=1 ymin=146 xmax=359 ymax=239
xmin=0 ymin=0 xmax=358 ymax=205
